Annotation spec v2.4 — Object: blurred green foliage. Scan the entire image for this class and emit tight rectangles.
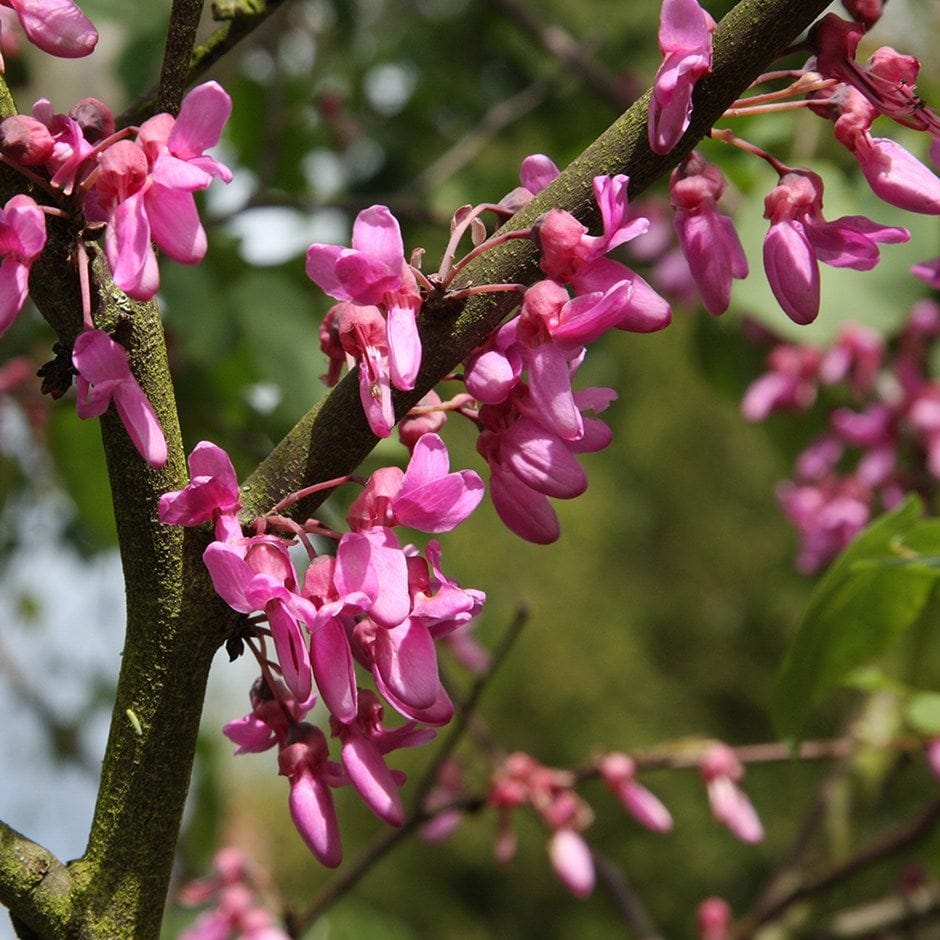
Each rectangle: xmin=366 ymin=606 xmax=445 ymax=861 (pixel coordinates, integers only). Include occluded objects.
xmin=1 ymin=0 xmax=939 ymax=937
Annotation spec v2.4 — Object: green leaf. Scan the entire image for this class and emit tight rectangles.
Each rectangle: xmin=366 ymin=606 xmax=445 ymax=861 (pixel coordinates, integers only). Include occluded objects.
xmin=906 ymin=692 xmax=940 ymax=735
xmin=773 ymin=496 xmax=940 ymax=741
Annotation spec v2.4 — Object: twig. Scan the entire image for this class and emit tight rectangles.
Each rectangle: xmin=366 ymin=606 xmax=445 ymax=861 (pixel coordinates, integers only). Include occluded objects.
xmin=156 ymin=0 xmax=207 ymax=115
xmin=484 ymin=0 xmax=635 ymax=109
xmin=593 ymin=852 xmax=665 ymax=939
xmin=734 ymin=798 xmax=940 ymax=936
xmin=410 ymin=82 xmax=552 ymax=196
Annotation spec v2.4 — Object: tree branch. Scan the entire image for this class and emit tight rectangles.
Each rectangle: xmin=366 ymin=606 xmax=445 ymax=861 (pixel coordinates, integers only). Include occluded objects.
xmin=0 ymin=822 xmax=70 ymax=939
xmin=156 ymin=0 xmax=208 ymax=115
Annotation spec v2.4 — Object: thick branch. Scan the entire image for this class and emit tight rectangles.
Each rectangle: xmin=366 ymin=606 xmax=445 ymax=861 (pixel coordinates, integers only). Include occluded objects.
xmin=239 ymin=0 xmax=833 ymax=520
xmin=0 ymin=822 xmax=70 ymax=938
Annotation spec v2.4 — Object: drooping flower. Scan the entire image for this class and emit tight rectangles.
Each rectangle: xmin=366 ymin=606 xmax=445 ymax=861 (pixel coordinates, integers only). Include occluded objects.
xmin=278 ymin=723 xmax=346 ymax=868
xmin=71 ymin=328 xmax=168 ymax=467
xmin=669 ymin=152 xmax=748 ymax=315
xmin=648 ymin=0 xmax=715 ymax=154
xmin=762 ymin=170 xmax=908 ymax=324
xmin=0 ymin=193 xmax=46 ymax=336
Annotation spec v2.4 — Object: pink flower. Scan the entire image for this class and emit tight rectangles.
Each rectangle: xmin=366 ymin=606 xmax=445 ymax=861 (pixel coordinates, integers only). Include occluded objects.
xmin=346 ymin=432 xmax=484 ymax=533
xmin=158 ymin=440 xmax=241 ymax=539
xmin=777 ymin=476 xmax=871 ymax=573
xmin=741 ymin=341 xmax=822 ymax=421
xmin=500 ymin=152 xmax=561 ymax=210
xmin=0 ymin=193 xmax=46 ymax=335
xmin=331 ymin=302 xmax=395 ymax=437
xmin=278 ymin=723 xmax=345 ymax=867
xmin=89 ymin=82 xmax=232 ymax=299
xmin=762 ymin=170 xmax=908 ymax=324
xmin=331 ymin=690 xmax=435 ymax=827
xmin=306 ymin=205 xmax=423 ymax=390
xmin=599 ymin=752 xmax=673 ymax=833
xmin=72 ymin=328 xmax=168 ymax=468
xmin=697 ymin=897 xmax=733 ymax=940
xmin=670 ymin=153 xmax=748 ymax=315
xmin=0 ymin=0 xmax=97 ymax=68
xmin=912 ymin=258 xmax=940 ymax=289
xmin=204 ymin=537 xmax=321 ymax=703
xmin=700 ymin=743 xmax=764 ymax=843
xmin=548 ymin=829 xmax=595 ymax=899
xmin=648 ymin=0 xmax=715 ymax=154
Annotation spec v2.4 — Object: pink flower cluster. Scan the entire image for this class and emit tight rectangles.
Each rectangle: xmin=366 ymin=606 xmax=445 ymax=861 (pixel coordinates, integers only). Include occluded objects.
xmin=463 ymin=158 xmax=671 ymax=542
xmin=421 ymin=742 xmax=760 ymax=900
xmin=177 ymin=847 xmax=288 ymax=940
xmin=742 ymin=300 xmax=940 ymax=573
xmin=0 ymin=82 xmax=232 ymax=467
xmin=645 ymin=3 xmax=938 ymax=326
xmin=159 ymin=433 xmax=486 ymax=866
xmin=307 ymin=155 xmax=672 ymax=544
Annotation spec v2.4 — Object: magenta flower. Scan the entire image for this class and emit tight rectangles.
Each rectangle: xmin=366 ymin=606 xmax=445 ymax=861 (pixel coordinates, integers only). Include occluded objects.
xmin=648 ymin=0 xmax=714 ymax=154
xmin=307 ymin=205 xmax=423 ymax=390
xmin=204 ymin=537 xmax=322 ymax=703
xmin=307 ymin=205 xmax=409 ymax=306
xmin=89 ymin=82 xmax=232 ymax=300
xmin=0 ymin=0 xmax=97 ymax=68
xmin=697 ymin=897 xmax=733 ymax=940
xmin=391 ymin=433 xmax=485 ymax=532
xmin=762 ymin=170 xmax=908 ymax=324
xmin=499 ymin=152 xmax=561 ymax=210
xmin=670 ymin=153 xmax=748 ymax=315
xmin=158 ymin=440 xmax=241 ymax=539
xmin=0 ymin=193 xmax=46 ymax=336
xmin=331 ymin=690 xmax=435 ymax=828
xmin=136 ymin=81 xmax=233 ymax=263
xmin=332 ymin=302 xmax=395 ymax=437
xmin=277 ymin=724 xmax=345 ymax=868
xmin=72 ymin=328 xmax=168 ymax=468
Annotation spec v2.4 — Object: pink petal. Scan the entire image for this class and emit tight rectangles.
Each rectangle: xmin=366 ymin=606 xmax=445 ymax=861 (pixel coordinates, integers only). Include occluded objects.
xmin=386 ymin=302 xmax=421 ymax=390
xmin=341 ymin=731 xmax=405 ymax=826
xmin=169 ymin=81 xmax=232 ymax=159
xmin=526 ymin=342 xmax=582 ymax=441
xmin=374 ymin=619 xmax=440 ymax=710
xmin=502 ymin=419 xmax=587 ymax=498
xmin=0 ymin=258 xmax=29 ymax=336
xmin=105 ymin=192 xmax=159 ymax=300
xmin=763 ymin=220 xmax=820 ymax=324
xmin=267 ymin=599 xmax=313 ymax=703
xmin=145 ymin=184 xmax=207 ymax=264
xmin=310 ymin=617 xmax=357 ymax=724
xmin=113 ymin=378 xmax=168 ymax=467
xmin=548 ymin=829 xmax=595 ymax=899
xmin=287 ymin=769 xmax=342 ymax=867
xmin=489 ymin=463 xmax=560 ymax=544
xmin=10 ymin=0 xmax=98 ymax=59
xmin=519 ymin=153 xmax=560 ymax=194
